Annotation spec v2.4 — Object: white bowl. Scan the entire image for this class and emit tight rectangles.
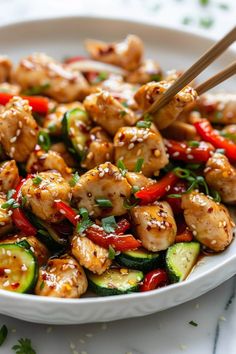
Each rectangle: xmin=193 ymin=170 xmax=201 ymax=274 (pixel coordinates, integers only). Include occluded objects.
xmin=0 ymin=16 xmax=235 ymax=325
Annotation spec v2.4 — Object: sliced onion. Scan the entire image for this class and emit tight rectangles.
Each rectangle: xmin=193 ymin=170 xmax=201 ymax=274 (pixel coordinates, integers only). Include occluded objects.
xmin=67 ymin=60 xmax=127 ymax=76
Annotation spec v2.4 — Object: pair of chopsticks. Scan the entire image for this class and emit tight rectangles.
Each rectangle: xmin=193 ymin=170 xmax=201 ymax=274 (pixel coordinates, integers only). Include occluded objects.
xmin=147 ymin=26 xmax=236 ymax=115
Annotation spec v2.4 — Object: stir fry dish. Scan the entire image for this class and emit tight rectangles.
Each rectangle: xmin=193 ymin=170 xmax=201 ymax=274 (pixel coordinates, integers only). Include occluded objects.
xmin=0 ymin=35 xmax=235 ymax=298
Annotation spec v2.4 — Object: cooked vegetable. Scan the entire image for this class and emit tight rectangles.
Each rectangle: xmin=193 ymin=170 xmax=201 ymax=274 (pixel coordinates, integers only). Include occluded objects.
xmin=140 ymin=269 xmax=168 ymax=292
xmin=0 ymin=92 xmax=48 ymax=114
xmin=116 ymin=248 xmax=162 ymax=271
xmin=87 ymin=268 xmax=144 ymax=296
xmin=0 ymin=243 xmax=38 ymax=293
xmin=166 ymin=242 xmax=200 ymax=283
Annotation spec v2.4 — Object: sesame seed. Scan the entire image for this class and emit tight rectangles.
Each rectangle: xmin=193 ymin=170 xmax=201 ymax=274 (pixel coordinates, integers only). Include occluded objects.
xmin=193 ymin=231 xmax=197 ymax=236
xmin=218 ymin=221 xmax=223 ymax=227
xmin=59 ymin=209 xmax=66 ymax=215
xmin=10 ymin=136 xmax=17 ymax=143
xmin=8 ymin=210 xmax=13 ymax=216
xmin=3 ymin=280 xmax=9 ymax=287
xmin=6 ymin=250 xmax=11 ymax=256
xmin=154 ymin=149 xmax=161 ymax=157
xmin=16 ymin=129 xmax=21 ymax=136
xmin=2 ymin=248 xmax=5 ymax=254
xmin=187 ymin=154 xmax=194 ymax=159
xmin=4 ymin=269 xmax=11 ymax=274
xmin=21 ymin=264 xmax=28 ymax=271
xmin=128 ymin=143 xmax=135 ymax=150
xmin=211 ymin=240 xmax=217 ymax=245
xmin=172 ymin=151 xmax=180 ymax=157
xmin=18 ymin=121 xmax=23 ymax=128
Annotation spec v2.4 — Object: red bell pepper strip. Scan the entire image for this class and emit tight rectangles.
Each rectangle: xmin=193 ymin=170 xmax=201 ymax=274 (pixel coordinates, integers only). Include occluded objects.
xmin=135 ymin=171 xmax=179 ymax=205
xmin=175 ymin=229 xmax=193 ymax=243
xmin=165 ymin=139 xmax=214 ymax=163
xmin=140 ymin=269 xmax=168 ymax=292
xmin=115 ymin=218 xmax=131 ymax=235
xmin=64 ymin=55 xmax=87 ymax=64
xmin=165 ymin=181 xmax=187 ymax=214
xmin=11 ymin=176 xmax=37 ymax=236
xmin=86 ymin=226 xmax=141 ymax=251
xmin=54 ymin=201 xmax=79 ymax=226
xmin=0 ymin=92 xmax=49 ymax=114
xmin=194 ymin=119 xmax=236 ymax=161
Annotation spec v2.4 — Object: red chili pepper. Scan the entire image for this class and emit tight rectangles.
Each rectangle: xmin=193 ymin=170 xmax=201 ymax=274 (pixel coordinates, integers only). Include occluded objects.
xmin=0 ymin=93 xmax=49 ymax=114
xmin=135 ymin=171 xmax=179 ymax=205
xmin=54 ymin=200 xmax=79 ymax=226
xmin=140 ymin=269 xmax=168 ymax=292
xmin=165 ymin=139 xmax=214 ymax=163
xmin=165 ymin=181 xmax=187 ymax=214
xmin=86 ymin=226 xmax=141 ymax=251
xmin=11 ymin=176 xmax=37 ymax=236
xmin=115 ymin=218 xmax=131 ymax=234
xmin=194 ymin=119 xmax=236 ymax=161
xmin=64 ymin=55 xmax=87 ymax=64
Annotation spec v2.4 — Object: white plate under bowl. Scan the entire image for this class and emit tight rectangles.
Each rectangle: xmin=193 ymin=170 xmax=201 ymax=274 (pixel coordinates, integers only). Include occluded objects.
xmin=0 ymin=16 xmax=235 ymax=325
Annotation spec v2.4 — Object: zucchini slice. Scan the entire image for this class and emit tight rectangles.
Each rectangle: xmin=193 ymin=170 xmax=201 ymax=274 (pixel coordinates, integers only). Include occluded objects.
xmin=87 ymin=268 xmax=144 ymax=296
xmin=116 ymin=248 xmax=162 ymax=272
xmin=166 ymin=242 xmax=200 ymax=283
xmin=0 ymin=244 xmax=38 ymax=293
xmin=62 ymin=108 xmax=90 ymax=160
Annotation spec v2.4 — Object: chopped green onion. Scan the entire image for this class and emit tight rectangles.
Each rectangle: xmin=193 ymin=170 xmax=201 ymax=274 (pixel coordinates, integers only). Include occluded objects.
xmin=0 ymin=325 xmax=8 ymax=346
xmin=185 ymin=163 xmax=201 ymax=170
xmin=40 ymin=281 xmax=45 ymax=290
xmin=173 ymin=167 xmax=191 ymax=179
xmin=188 ymin=141 xmax=200 ymax=147
xmin=96 ymin=71 xmax=108 ymax=82
xmin=150 ymin=74 xmax=162 ymax=82
xmin=119 ymin=110 xmax=127 ymax=117
xmin=32 ymin=175 xmax=43 ymax=185
xmin=6 ymin=189 xmax=16 ymax=200
xmin=196 ymin=176 xmax=209 ymax=195
xmin=12 ymin=202 xmax=20 ymax=209
xmin=121 ymin=101 xmax=129 ymax=108
xmin=69 ymin=171 xmax=80 ymax=187
xmin=123 ymin=197 xmax=139 ymax=210
xmin=117 ymin=160 xmax=127 ymax=176
xmin=21 ymin=196 xmax=27 ymax=207
xmin=136 ymin=120 xmax=151 ymax=129
xmin=108 ymin=245 xmax=116 ymax=260
xmin=1 ymin=198 xmax=16 ymax=209
xmin=77 ymin=218 xmax=93 ymax=235
xmin=95 ymin=198 xmax=113 ymax=208
xmin=189 ymin=320 xmax=198 ymax=327
xmin=211 ymin=190 xmax=221 ymax=203
xmin=215 ymin=148 xmax=225 ymax=155
xmin=79 ymin=207 xmax=89 ymax=219
xmin=38 ymin=131 xmax=51 ymax=152
xmin=214 ymin=111 xmax=223 ymax=120
xmin=131 ymin=185 xmax=140 ymax=194
xmin=102 ymin=216 xmax=117 ymax=233
xmin=143 ymin=113 xmax=153 ymax=122
xmin=167 ymin=194 xmax=182 ymax=198
xmin=47 ymin=123 xmax=57 ymax=133
xmin=220 ymin=132 xmax=236 ymax=143
xmin=134 ymin=158 xmax=144 ymax=172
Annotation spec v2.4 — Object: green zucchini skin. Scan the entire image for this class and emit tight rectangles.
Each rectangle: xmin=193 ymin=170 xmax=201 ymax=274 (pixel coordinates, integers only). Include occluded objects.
xmin=166 ymin=242 xmax=200 ymax=283
xmin=62 ymin=108 xmax=90 ymax=161
xmin=116 ymin=248 xmax=163 ymax=272
xmin=87 ymin=268 xmax=144 ymax=296
xmin=0 ymin=243 xmax=38 ymax=293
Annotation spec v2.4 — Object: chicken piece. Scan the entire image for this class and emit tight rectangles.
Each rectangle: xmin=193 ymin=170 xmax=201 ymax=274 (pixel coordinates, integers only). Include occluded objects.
xmin=162 ymin=121 xmax=197 ymax=141
xmin=26 ymin=148 xmax=72 ymax=180
xmin=85 ymin=35 xmax=143 ymax=71
xmin=43 ymin=101 xmax=84 ymax=136
xmin=182 ymin=191 xmax=234 ymax=252
xmin=126 ymin=59 xmax=162 ymax=84
xmin=21 ymin=171 xmax=71 ymax=223
xmin=125 ymin=172 xmax=155 ymax=189
xmin=0 ymin=160 xmax=20 ymax=193
xmin=134 ymin=81 xmax=197 ymax=129
xmin=0 ymin=234 xmax=49 ymax=266
xmin=0 ymin=82 xmax=20 ymax=95
xmin=0 ymin=194 xmax=14 ymax=237
xmin=0 ymin=96 xmax=38 ymax=162
xmin=11 ymin=53 xmax=89 ymax=103
xmin=84 ymin=90 xmax=138 ymax=136
xmin=0 ymin=56 xmax=12 ymax=83
xmin=72 ymin=233 xmax=111 ymax=274
xmin=195 ymin=93 xmax=236 ymax=125
xmin=114 ymin=126 xmax=168 ymax=177
xmin=100 ymin=74 xmax=139 ymax=110
xmin=35 ymin=255 xmax=88 ymax=298
xmin=204 ymin=153 xmax=236 ymax=205
xmin=130 ymin=202 xmax=177 ymax=252
xmin=81 ymin=127 xmax=114 ymax=169
xmin=50 ymin=142 xmax=77 ymax=167
xmin=72 ymin=162 xmax=131 ymax=218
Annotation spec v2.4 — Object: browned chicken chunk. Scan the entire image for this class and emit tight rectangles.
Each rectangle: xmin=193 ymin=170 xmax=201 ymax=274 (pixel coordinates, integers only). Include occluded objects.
xmin=0 ymin=56 xmax=12 ymax=83
xmin=0 ymin=160 xmax=20 ymax=193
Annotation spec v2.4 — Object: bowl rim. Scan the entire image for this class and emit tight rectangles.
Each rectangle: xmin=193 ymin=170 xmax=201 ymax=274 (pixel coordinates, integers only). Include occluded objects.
xmin=0 ymin=14 xmax=235 ymax=305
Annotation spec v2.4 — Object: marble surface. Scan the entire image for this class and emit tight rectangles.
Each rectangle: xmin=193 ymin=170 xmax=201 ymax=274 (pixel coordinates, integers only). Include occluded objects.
xmin=0 ymin=0 xmax=236 ymax=353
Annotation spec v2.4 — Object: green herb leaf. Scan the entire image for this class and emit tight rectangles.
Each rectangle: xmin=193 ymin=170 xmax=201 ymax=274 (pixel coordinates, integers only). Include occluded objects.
xmin=131 ymin=185 xmax=140 ymax=194
xmin=23 ymin=82 xmax=50 ymax=96
xmin=215 ymin=148 xmax=225 ymax=155
xmin=199 ymin=17 xmax=214 ymax=28
xmin=32 ymin=176 xmax=42 ymax=185
xmin=166 ymin=194 xmax=182 ymax=198
xmin=189 ymin=320 xmax=198 ymax=327
xmin=150 ymin=74 xmax=162 ymax=82
xmin=79 ymin=207 xmax=89 ymax=219
xmin=143 ymin=113 xmax=153 ymax=122
xmin=117 ymin=160 xmax=127 ymax=176
xmin=134 ymin=158 xmax=144 ymax=172
xmin=220 ymin=131 xmax=236 ymax=143
xmin=38 ymin=229 xmax=49 ymax=237
xmin=108 ymin=245 xmax=116 ymax=260
xmin=21 ymin=196 xmax=27 ymax=207
xmin=95 ymin=198 xmax=113 ymax=208
xmin=1 ymin=198 xmax=15 ymax=209
xmin=69 ymin=171 xmax=80 ymax=187
xmin=199 ymin=0 xmax=209 ymax=6
xmin=121 ymin=101 xmax=129 ymax=108
xmin=94 ymin=71 xmax=108 ymax=83
xmin=0 ymin=325 xmax=8 ymax=346
xmin=185 ymin=163 xmax=201 ymax=170
xmin=77 ymin=218 xmax=93 ymax=235
xmin=6 ymin=189 xmax=16 ymax=200
xmin=12 ymin=338 xmax=36 ymax=354
xmin=123 ymin=197 xmax=139 ymax=210
xmin=38 ymin=131 xmax=51 ymax=152
xmin=119 ymin=110 xmax=127 ymax=117
xmin=136 ymin=120 xmax=151 ymax=129
xmin=188 ymin=141 xmax=200 ymax=148
xmin=211 ymin=189 xmax=221 ymax=203
xmin=40 ymin=281 xmax=45 ymax=290
xmin=102 ymin=216 xmax=117 ymax=233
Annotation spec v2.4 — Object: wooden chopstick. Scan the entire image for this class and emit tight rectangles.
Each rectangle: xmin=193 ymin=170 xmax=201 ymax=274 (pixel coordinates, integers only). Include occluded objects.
xmin=195 ymin=61 xmax=236 ymax=95
xmin=146 ymin=26 xmax=236 ymax=114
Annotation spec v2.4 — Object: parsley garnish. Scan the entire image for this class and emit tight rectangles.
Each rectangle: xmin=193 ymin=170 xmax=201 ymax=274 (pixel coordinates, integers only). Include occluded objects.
xmin=134 ymin=158 xmax=144 ymax=172
xmin=0 ymin=325 xmax=8 ymax=346
xmin=102 ymin=216 xmax=117 ymax=233
xmin=189 ymin=320 xmax=198 ymax=327
xmin=69 ymin=172 xmax=80 ymax=187
xmin=108 ymin=245 xmax=116 ymax=260
xmin=77 ymin=207 xmax=93 ymax=234
xmin=38 ymin=131 xmax=51 ymax=152
xmin=12 ymin=338 xmax=36 ymax=354
xmin=32 ymin=176 xmax=42 ymax=185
